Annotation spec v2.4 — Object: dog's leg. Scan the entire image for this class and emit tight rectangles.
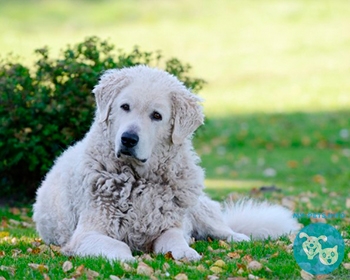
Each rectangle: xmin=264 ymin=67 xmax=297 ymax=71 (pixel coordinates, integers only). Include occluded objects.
xmin=189 ymin=195 xmax=250 ymax=242
xmin=62 ymin=229 xmax=135 ymax=262
xmin=153 ymin=228 xmax=201 ymax=260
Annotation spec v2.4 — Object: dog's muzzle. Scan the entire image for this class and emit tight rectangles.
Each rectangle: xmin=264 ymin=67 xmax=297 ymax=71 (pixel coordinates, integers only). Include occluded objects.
xmin=117 ymin=132 xmax=147 ymax=163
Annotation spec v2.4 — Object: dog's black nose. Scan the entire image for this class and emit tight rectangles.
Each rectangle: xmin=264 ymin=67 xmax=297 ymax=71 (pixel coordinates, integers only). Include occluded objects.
xmin=121 ymin=132 xmax=139 ymax=148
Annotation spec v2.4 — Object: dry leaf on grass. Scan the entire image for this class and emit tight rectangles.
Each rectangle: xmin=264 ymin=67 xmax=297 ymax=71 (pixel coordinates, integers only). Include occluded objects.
xmin=72 ymin=264 xmax=85 ymax=277
xmin=0 ymin=231 xmax=10 ymax=238
xmin=162 ymin=262 xmax=170 ymax=271
xmin=28 ymin=263 xmax=49 ymax=273
xmin=121 ymin=262 xmax=133 ymax=272
xmin=218 ymin=240 xmax=230 ymax=249
xmin=227 ymin=252 xmax=241 ymax=259
xmin=310 ymin=217 xmax=327 ymax=223
xmin=213 ymin=260 xmax=226 ymax=268
xmin=207 ymin=246 xmax=226 ymax=254
xmin=281 ymin=197 xmax=296 ymax=210
xmin=109 ymin=276 xmax=121 ymax=280
xmin=346 ymin=198 xmax=350 ymax=208
xmin=209 ymin=266 xmax=223 ymax=274
xmin=137 ymin=262 xmax=154 ymax=277
xmin=242 ymin=254 xmax=254 ymax=263
xmin=164 ymin=251 xmax=174 ymax=260
xmin=300 ymin=269 xmax=314 ymax=280
xmin=209 ymin=259 xmax=226 ymax=274
xmin=62 ymin=261 xmax=73 ymax=272
xmin=174 ymin=273 xmax=188 ymax=280
xmin=247 ymin=260 xmax=262 ymax=271
xmin=207 ymin=275 xmax=220 ymax=280
xmin=85 ymin=268 xmax=99 ymax=279
xmin=343 ymin=263 xmax=350 ymax=269
xmin=248 ymin=274 xmax=259 ymax=280
xmin=196 ymin=264 xmax=206 ymax=272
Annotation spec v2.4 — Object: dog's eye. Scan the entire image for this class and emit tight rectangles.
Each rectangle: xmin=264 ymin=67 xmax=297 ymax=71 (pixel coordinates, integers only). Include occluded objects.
xmin=151 ymin=111 xmax=162 ymax=121
xmin=121 ymin=104 xmax=130 ymax=112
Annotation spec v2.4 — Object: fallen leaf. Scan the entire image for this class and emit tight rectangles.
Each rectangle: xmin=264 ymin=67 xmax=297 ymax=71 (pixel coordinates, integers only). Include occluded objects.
xmin=43 ymin=274 xmax=50 ymax=280
xmin=207 ymin=276 xmax=220 ymax=280
xmin=49 ymin=244 xmax=61 ymax=253
xmin=313 ymin=174 xmax=326 ymax=184
xmin=300 ymin=269 xmax=314 ymax=280
xmin=310 ymin=217 xmax=327 ymax=223
xmin=109 ymin=276 xmax=121 ymax=280
xmin=162 ymin=262 xmax=170 ymax=271
xmin=85 ymin=268 xmax=99 ymax=279
xmin=140 ymin=253 xmax=153 ymax=261
xmin=287 ymin=160 xmax=298 ymax=168
xmin=248 ymin=274 xmax=259 ymax=280
xmin=164 ymin=251 xmax=174 ymax=260
xmin=196 ymin=264 xmax=206 ymax=272
xmin=218 ymin=240 xmax=230 ymax=249
xmin=28 ymin=263 xmax=49 ymax=273
xmin=10 ymin=208 xmax=21 ymax=215
xmin=174 ymin=273 xmax=188 ymax=280
xmin=0 ymin=251 xmax=5 ymax=258
xmin=346 ymin=198 xmax=350 ymax=209
xmin=121 ymin=262 xmax=133 ymax=272
xmin=263 ymin=168 xmax=276 ymax=177
xmin=62 ymin=261 xmax=73 ymax=272
xmin=227 ymin=252 xmax=241 ymax=259
xmin=247 ymin=260 xmax=262 ymax=271
xmin=281 ymin=197 xmax=296 ymax=210
xmin=0 ymin=232 xmax=10 ymax=238
xmin=209 ymin=266 xmax=223 ymax=274
xmin=73 ymin=265 xmax=85 ymax=277
xmin=11 ymin=249 xmax=22 ymax=257
xmin=227 ymin=277 xmax=246 ymax=280
xmin=213 ymin=260 xmax=226 ymax=268
xmin=242 ymin=254 xmax=253 ymax=263
xmin=137 ymin=262 xmax=154 ymax=277
xmin=343 ymin=263 xmax=350 ymax=269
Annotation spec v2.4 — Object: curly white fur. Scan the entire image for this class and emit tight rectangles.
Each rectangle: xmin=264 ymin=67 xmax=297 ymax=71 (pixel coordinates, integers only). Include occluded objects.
xmin=33 ymin=65 xmax=299 ymax=262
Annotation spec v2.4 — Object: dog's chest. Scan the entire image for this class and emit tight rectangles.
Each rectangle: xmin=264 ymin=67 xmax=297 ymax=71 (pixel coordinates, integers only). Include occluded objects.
xmin=92 ymin=174 xmax=189 ymax=251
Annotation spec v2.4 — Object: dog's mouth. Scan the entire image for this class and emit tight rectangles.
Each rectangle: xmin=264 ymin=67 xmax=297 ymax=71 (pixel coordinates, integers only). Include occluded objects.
xmin=117 ymin=149 xmax=147 ymax=163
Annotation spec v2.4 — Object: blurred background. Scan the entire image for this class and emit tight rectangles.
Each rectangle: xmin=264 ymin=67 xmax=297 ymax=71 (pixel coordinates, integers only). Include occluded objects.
xmin=1 ymin=0 xmax=350 ymax=202
xmin=2 ymin=0 xmax=349 ymax=115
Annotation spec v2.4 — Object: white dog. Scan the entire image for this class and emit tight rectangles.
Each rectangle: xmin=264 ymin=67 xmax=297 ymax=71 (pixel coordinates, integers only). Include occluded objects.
xmin=33 ymin=65 xmax=298 ymax=262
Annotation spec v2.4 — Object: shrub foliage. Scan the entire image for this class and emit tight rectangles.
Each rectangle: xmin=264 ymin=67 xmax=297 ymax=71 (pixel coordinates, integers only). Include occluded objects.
xmin=0 ymin=36 xmax=205 ymax=201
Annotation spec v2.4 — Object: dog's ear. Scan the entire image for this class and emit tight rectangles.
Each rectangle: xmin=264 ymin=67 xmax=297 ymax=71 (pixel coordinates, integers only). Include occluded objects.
xmin=171 ymin=89 xmax=204 ymax=145
xmin=92 ymin=69 xmax=129 ymax=123
xmin=318 ymin=235 xmax=327 ymax=242
xmin=299 ymin=232 xmax=309 ymax=239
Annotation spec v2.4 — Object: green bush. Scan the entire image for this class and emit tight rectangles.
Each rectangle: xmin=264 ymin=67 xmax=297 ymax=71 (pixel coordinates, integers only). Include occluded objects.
xmin=0 ymin=36 xmax=205 ymax=201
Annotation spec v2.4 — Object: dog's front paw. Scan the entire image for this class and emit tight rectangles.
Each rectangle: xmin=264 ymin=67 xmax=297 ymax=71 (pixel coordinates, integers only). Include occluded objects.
xmin=170 ymin=246 xmax=201 ymax=261
xmin=228 ymin=232 xmax=250 ymax=242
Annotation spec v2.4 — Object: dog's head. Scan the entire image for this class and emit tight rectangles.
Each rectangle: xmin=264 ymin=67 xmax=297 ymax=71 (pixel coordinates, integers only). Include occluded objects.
xmin=299 ymin=232 xmax=327 ymax=259
xmin=92 ymin=65 xmax=204 ymax=165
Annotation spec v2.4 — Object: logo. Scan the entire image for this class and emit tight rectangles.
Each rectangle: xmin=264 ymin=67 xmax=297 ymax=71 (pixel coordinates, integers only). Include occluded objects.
xmin=294 ymin=223 xmax=345 ymax=275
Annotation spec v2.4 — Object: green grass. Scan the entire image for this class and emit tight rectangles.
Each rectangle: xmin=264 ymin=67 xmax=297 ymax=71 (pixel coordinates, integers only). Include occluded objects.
xmin=1 ymin=0 xmax=350 ymax=279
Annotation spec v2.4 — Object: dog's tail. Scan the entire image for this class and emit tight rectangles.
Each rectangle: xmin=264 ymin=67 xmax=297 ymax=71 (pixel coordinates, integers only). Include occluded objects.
xmin=222 ymin=199 xmax=299 ymax=239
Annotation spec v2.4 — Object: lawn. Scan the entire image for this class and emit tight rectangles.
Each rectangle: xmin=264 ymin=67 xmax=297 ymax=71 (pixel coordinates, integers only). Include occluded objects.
xmin=1 ymin=0 xmax=350 ymax=279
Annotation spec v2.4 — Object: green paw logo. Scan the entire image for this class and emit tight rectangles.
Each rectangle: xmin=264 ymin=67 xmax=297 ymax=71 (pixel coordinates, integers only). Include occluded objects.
xmin=294 ymin=223 xmax=345 ymax=275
